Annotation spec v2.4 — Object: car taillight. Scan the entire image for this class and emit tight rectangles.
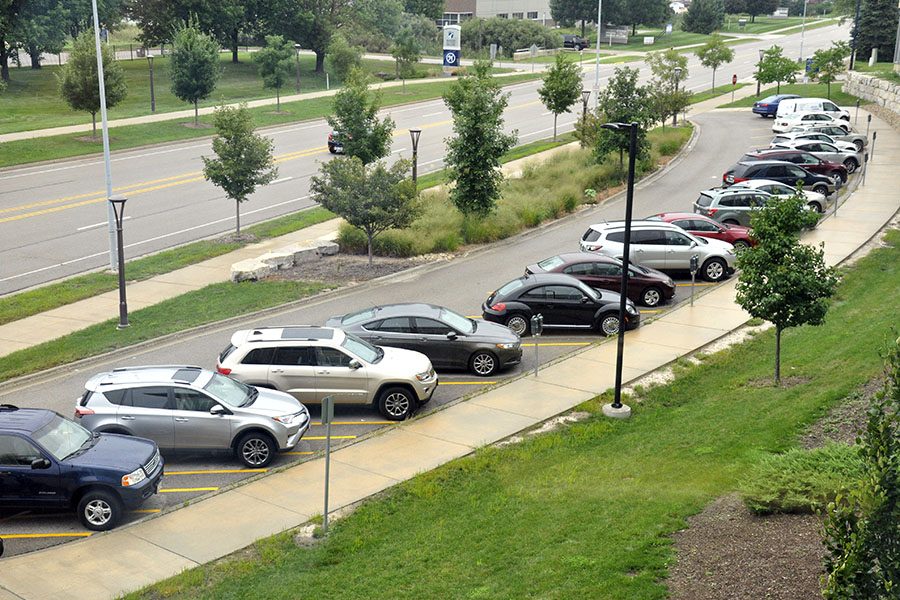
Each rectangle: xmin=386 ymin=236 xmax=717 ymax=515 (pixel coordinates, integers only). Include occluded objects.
xmin=724 ymin=173 xmax=734 ymax=184
xmin=585 ymin=244 xmax=602 ymax=252
xmin=490 ymin=303 xmax=506 ymax=312
xmin=74 ymin=407 xmax=95 ymax=418
xmin=707 ymin=208 xmax=718 ymax=216
xmin=216 ymin=365 xmax=232 ymax=375
xmin=760 ymin=103 xmax=768 ymax=107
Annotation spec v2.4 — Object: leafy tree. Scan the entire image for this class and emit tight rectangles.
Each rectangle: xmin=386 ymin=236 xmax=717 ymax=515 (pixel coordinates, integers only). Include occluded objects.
xmin=57 ymin=30 xmax=127 ymax=137
xmin=550 ymin=0 xmax=598 ymax=36
xmin=344 ymin=0 xmax=404 ymax=53
xmin=461 ymin=17 xmax=559 ymax=58
xmin=622 ymin=0 xmax=671 ymax=36
xmin=443 ymin=61 xmax=517 ymax=217
xmin=326 ymin=67 xmax=394 ymax=164
xmin=682 ymin=0 xmax=725 ymax=34
xmin=724 ymin=0 xmax=747 ymax=12
xmin=696 ymin=34 xmax=735 ymax=90
xmin=325 ymin=33 xmax=362 ymax=81
xmin=310 ymin=157 xmax=420 ymax=264
xmin=645 ymin=48 xmax=691 ymax=126
xmin=811 ymin=41 xmax=851 ymax=98
xmin=537 ymin=53 xmax=583 ymax=140
xmin=403 ymin=0 xmax=443 ymax=19
xmin=202 ymin=104 xmax=278 ymax=234
xmin=854 ymin=0 xmax=899 ymax=63
xmin=743 ymin=0 xmax=778 ymax=22
xmin=267 ymin=0 xmax=354 ymax=73
xmin=170 ymin=19 xmax=221 ymax=126
xmin=0 ymin=0 xmax=21 ymax=82
xmin=391 ymin=26 xmax=420 ymax=89
xmin=14 ymin=0 xmax=68 ymax=69
xmin=735 ymin=191 xmax=836 ymax=384
xmin=254 ymin=35 xmax=294 ymax=111
xmin=594 ymin=66 xmax=655 ymax=168
xmin=755 ymin=44 xmax=800 ymax=93
xmin=822 ymin=336 xmax=900 ymax=599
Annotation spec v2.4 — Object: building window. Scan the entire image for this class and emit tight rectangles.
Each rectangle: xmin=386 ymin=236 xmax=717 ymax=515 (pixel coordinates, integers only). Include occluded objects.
xmin=527 ymin=11 xmax=538 ymax=19
xmin=512 ymin=12 xmax=524 ymax=19
xmin=497 ymin=13 xmax=508 ymax=18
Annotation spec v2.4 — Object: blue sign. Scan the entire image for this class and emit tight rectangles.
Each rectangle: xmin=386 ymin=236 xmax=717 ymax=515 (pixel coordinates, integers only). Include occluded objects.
xmin=805 ymin=57 xmax=817 ymax=73
xmin=443 ymin=50 xmax=460 ymax=67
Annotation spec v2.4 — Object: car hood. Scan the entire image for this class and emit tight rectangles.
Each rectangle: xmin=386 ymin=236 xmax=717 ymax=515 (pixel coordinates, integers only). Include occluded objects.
xmin=244 ymin=387 xmax=306 ymax=416
xmin=377 ymin=346 xmax=433 ymax=375
xmin=724 ymin=223 xmax=751 ymax=234
xmin=471 ymin=319 xmax=521 ymax=342
xmin=699 ymin=237 xmax=735 ymax=253
xmin=66 ymin=433 xmax=156 ymax=471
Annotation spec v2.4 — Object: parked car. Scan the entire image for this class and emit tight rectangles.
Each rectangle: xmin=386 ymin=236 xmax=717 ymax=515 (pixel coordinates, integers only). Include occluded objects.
xmin=775 ymin=97 xmax=850 ymax=121
xmin=76 ymin=366 xmax=310 ymax=468
xmin=772 ymin=139 xmax=863 ymax=174
xmin=482 ymin=273 xmax=639 ymax=337
xmin=770 ymin=130 xmax=860 ymax=154
xmin=751 ymin=93 xmax=800 ymax=118
xmin=729 ymin=178 xmax=829 ymax=213
xmin=327 ymin=131 xmax=345 ymax=154
xmin=792 ymin=124 xmax=867 ymax=151
xmin=772 ymin=111 xmax=849 ymax=133
xmin=722 ymin=160 xmax=837 ymax=196
xmin=325 ymin=304 xmax=521 ymax=377
xmin=0 ymin=404 xmax=163 ymax=531
xmin=218 ymin=326 xmax=437 ymax=421
xmin=693 ymin=187 xmax=773 ymax=227
xmin=524 ymin=252 xmax=675 ymax=307
xmin=738 ymin=148 xmax=848 ymax=183
xmin=580 ymin=221 xmax=736 ymax=282
xmin=646 ymin=212 xmax=755 ymax=249
xmin=562 ymin=34 xmax=589 ymax=50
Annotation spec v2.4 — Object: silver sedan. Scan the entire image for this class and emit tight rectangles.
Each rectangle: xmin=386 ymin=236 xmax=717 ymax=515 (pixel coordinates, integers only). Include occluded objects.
xmin=773 ymin=139 xmax=864 ymax=175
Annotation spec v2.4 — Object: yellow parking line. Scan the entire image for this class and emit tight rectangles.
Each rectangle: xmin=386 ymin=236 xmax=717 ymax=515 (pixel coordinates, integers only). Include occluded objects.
xmin=520 ymin=342 xmax=591 ymax=347
xmin=303 ymin=435 xmax=357 ymax=440
xmin=641 ymin=309 xmax=662 ymax=314
xmin=285 ymin=451 xmax=315 ymax=455
xmin=311 ymin=420 xmax=392 ymax=426
xmin=676 ymin=282 xmax=717 ymax=287
xmin=165 ymin=468 xmax=266 ymax=476
xmin=132 ymin=509 xmax=161 ymax=513
xmin=159 ymin=487 xmax=219 ymax=493
xmin=465 ymin=315 xmax=482 ymax=319
xmin=2 ymin=533 xmax=93 ymax=539
xmin=440 ymin=381 xmax=499 ymax=385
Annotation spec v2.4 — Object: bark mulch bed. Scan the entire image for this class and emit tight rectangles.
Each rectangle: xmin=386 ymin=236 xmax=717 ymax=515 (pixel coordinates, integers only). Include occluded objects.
xmin=266 ymin=254 xmax=442 ymax=286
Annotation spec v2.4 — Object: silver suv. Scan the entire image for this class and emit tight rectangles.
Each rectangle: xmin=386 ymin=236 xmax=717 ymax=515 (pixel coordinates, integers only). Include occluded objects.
xmin=76 ymin=366 xmax=310 ymax=467
xmin=693 ymin=187 xmax=774 ymax=227
xmin=217 ymin=326 xmax=438 ymax=421
xmin=580 ymin=220 xmax=736 ymax=282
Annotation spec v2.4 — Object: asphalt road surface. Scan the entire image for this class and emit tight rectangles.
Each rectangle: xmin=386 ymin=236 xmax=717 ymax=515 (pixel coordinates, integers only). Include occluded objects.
xmin=0 ymin=24 xmax=848 ymax=295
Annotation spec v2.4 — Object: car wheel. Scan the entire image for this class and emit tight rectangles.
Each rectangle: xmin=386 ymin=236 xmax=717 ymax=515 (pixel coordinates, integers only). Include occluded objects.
xmin=723 ymin=219 xmax=739 ymax=226
xmin=830 ymin=170 xmax=847 ymax=184
xmin=640 ymin=286 xmax=663 ymax=307
xmin=505 ymin=314 xmax=530 ymax=336
xmin=469 ymin=351 xmax=499 ymax=377
xmin=843 ymin=158 xmax=858 ymax=174
xmin=702 ymin=257 xmax=727 ymax=282
xmin=733 ymin=239 xmax=751 ymax=251
xmin=853 ymin=139 xmax=864 ymax=152
xmin=378 ymin=387 xmax=415 ymax=421
xmin=812 ymin=183 xmax=830 ymax=196
xmin=807 ymin=201 xmax=824 ymax=214
xmin=598 ymin=314 xmax=620 ymax=336
xmin=328 ymin=147 xmax=336 ymax=154
xmin=237 ymin=432 xmax=276 ymax=467
xmin=78 ymin=489 xmax=122 ymax=531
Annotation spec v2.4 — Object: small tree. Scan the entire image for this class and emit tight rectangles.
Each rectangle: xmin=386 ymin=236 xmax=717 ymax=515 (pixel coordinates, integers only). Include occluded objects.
xmin=202 ymin=104 xmax=278 ymax=234
xmin=391 ymin=26 xmax=420 ymax=90
xmin=682 ymin=0 xmax=725 ymax=34
xmin=646 ymin=49 xmax=691 ymax=126
xmin=57 ymin=31 xmax=127 ymax=138
xmin=735 ymin=191 xmax=837 ymax=384
xmin=326 ymin=33 xmax=363 ymax=82
xmin=595 ymin=66 xmax=655 ymax=168
xmin=326 ymin=67 xmax=394 ymax=165
xmin=537 ymin=53 xmax=582 ymax=140
xmin=170 ymin=18 xmax=221 ymax=126
xmin=755 ymin=45 xmax=800 ymax=94
xmin=696 ymin=35 xmax=735 ymax=90
xmin=310 ymin=157 xmax=420 ymax=264
xmin=811 ymin=41 xmax=851 ymax=99
xmin=254 ymin=35 xmax=294 ymax=111
xmin=443 ymin=60 xmax=517 ymax=217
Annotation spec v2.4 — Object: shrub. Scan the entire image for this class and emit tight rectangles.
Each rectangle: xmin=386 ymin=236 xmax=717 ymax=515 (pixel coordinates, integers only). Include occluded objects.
xmin=326 ymin=34 xmax=363 ymax=81
xmin=740 ymin=443 xmax=865 ymax=515
xmin=461 ymin=17 xmax=559 ymax=58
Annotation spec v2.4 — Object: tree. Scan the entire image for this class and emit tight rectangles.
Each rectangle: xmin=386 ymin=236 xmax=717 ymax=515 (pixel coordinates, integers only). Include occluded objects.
xmin=811 ymin=41 xmax=851 ymax=98
xmin=1 ymin=0 xmax=24 ymax=82
xmin=14 ymin=0 xmax=68 ymax=69
xmin=403 ymin=0 xmax=443 ymax=19
xmin=391 ymin=26 xmax=420 ymax=89
xmin=268 ymin=0 xmax=354 ymax=73
xmin=443 ymin=61 xmax=517 ymax=217
xmin=254 ymin=35 xmax=294 ymax=111
xmin=645 ymin=48 xmax=691 ymax=126
xmin=822 ymin=336 xmax=900 ymax=598
xmin=310 ymin=157 xmax=420 ymax=264
xmin=461 ymin=17 xmax=559 ymax=59
xmin=855 ymin=0 xmax=899 ymax=63
xmin=326 ymin=68 xmax=394 ymax=164
xmin=623 ymin=0 xmax=671 ymax=36
xmin=537 ymin=54 xmax=583 ymax=140
xmin=57 ymin=31 xmax=127 ymax=137
xmin=202 ymin=104 xmax=278 ymax=235
xmin=724 ymin=0 xmax=747 ymax=13
xmin=755 ymin=45 xmax=800 ymax=93
xmin=735 ymin=191 xmax=836 ymax=384
xmin=743 ymin=0 xmax=778 ymax=22
xmin=170 ymin=19 xmax=221 ymax=126
xmin=326 ymin=33 xmax=362 ymax=82
xmin=682 ymin=0 xmax=725 ymax=34
xmin=550 ymin=0 xmax=598 ymax=36
xmin=594 ymin=66 xmax=655 ymax=168
xmin=696 ymin=34 xmax=735 ymax=90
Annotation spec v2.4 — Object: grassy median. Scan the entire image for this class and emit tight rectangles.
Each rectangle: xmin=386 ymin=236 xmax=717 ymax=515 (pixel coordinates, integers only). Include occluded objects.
xmin=126 ymin=227 xmax=898 ymax=600
xmin=718 ymin=82 xmax=859 ymax=108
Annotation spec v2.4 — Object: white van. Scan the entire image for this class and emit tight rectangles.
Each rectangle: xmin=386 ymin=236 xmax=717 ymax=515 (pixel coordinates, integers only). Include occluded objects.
xmin=776 ymin=98 xmax=850 ymax=121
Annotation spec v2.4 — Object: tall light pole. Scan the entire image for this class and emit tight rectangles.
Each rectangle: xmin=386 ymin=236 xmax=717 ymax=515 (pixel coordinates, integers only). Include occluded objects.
xmin=593 ymin=0 xmax=603 ymax=109
xmin=798 ymin=0 xmax=808 ymax=63
xmin=581 ymin=89 xmax=591 ymax=132
xmin=599 ymin=122 xmax=638 ymax=419
xmin=294 ymin=43 xmax=302 ymax=93
xmin=756 ymin=48 xmax=765 ymax=97
xmin=147 ymin=54 xmax=155 ymax=113
xmin=109 ymin=195 xmax=129 ymax=329
xmin=409 ymin=128 xmax=422 ymax=184
xmin=849 ymin=0 xmax=862 ymax=70
xmin=673 ymin=66 xmax=683 ymax=126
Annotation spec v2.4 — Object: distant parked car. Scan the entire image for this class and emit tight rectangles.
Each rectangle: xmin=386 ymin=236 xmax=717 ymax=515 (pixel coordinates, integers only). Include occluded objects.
xmin=793 ymin=124 xmax=867 ymax=151
xmin=723 ymin=160 xmax=837 ymax=196
xmin=326 ymin=303 xmax=521 ymax=377
xmin=482 ymin=273 xmax=639 ymax=337
xmin=524 ymin=252 xmax=675 ymax=307
xmin=562 ymin=34 xmax=589 ymax=50
xmin=773 ymin=111 xmax=849 ymax=134
xmin=738 ymin=148 xmax=848 ymax=183
xmin=327 ymin=131 xmax=345 ymax=154
xmin=772 ymin=139 xmax=863 ymax=174
xmin=693 ymin=187 xmax=773 ymax=227
xmin=752 ymin=93 xmax=800 ymax=118
xmin=646 ymin=212 xmax=755 ymax=249
xmin=775 ymin=97 xmax=850 ymax=121
xmin=770 ymin=130 xmax=859 ymax=154
xmin=729 ymin=179 xmax=829 ymax=213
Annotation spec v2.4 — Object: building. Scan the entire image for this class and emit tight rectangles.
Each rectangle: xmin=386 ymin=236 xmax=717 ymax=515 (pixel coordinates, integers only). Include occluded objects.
xmin=440 ymin=0 xmax=554 ymax=27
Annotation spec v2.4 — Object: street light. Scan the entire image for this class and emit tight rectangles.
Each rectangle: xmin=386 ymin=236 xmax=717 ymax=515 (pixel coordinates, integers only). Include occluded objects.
xmin=849 ymin=0 xmax=862 ymax=70
xmin=673 ymin=66 xmax=683 ymax=126
xmin=147 ymin=54 xmax=156 ymax=113
xmin=798 ymin=0 xmax=808 ymax=63
xmin=593 ymin=0 xmax=603 ymax=109
xmin=409 ymin=128 xmax=422 ymax=184
xmin=581 ymin=89 xmax=591 ymax=132
xmin=599 ymin=121 xmax=638 ymax=419
xmin=109 ymin=195 xmax=129 ymax=329
xmin=756 ymin=48 xmax=765 ymax=97
xmin=294 ymin=43 xmax=302 ymax=93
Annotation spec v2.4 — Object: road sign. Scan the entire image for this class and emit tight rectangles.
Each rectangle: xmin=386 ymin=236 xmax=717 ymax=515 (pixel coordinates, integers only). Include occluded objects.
xmin=529 ymin=43 xmax=538 ymax=57
xmin=490 ymin=43 xmax=497 ymax=61
xmin=732 ymin=73 xmax=737 ymax=85
xmin=443 ymin=49 xmax=460 ymax=67
xmin=665 ymin=23 xmax=673 ymax=34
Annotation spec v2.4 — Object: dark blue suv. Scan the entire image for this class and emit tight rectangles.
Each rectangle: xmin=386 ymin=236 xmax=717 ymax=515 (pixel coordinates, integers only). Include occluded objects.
xmin=0 ymin=405 xmax=163 ymax=531
xmin=752 ymin=94 xmax=800 ymax=117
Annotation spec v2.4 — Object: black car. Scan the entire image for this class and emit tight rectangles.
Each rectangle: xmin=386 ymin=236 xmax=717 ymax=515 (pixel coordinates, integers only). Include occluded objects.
xmin=562 ymin=34 xmax=589 ymax=50
xmin=482 ymin=273 xmax=640 ymax=337
xmin=327 ymin=130 xmax=345 ymax=154
xmin=326 ymin=303 xmax=522 ymax=377
xmin=722 ymin=160 xmax=836 ymax=196
xmin=0 ymin=404 xmax=163 ymax=531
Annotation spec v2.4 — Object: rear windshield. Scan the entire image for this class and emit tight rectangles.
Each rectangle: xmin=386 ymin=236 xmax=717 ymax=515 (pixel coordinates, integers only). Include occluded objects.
xmin=582 ymin=228 xmax=601 ymax=242
xmin=695 ymin=193 xmax=713 ymax=207
xmin=340 ymin=308 xmax=376 ymax=326
xmin=537 ymin=255 xmax=565 ymax=270
xmin=497 ymin=279 xmax=525 ymax=297
xmin=219 ymin=344 xmax=237 ymax=363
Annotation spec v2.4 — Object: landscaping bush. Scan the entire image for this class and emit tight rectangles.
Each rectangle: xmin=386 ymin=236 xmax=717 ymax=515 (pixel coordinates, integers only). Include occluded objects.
xmin=462 ymin=18 xmax=559 ymax=58
xmin=740 ymin=443 xmax=865 ymax=515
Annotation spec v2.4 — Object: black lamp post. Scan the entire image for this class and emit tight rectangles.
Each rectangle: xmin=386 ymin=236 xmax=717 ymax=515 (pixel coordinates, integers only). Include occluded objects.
xmin=409 ymin=128 xmax=422 ymax=184
xmin=600 ymin=122 xmax=638 ymax=416
xmin=294 ymin=43 xmax=302 ymax=93
xmin=109 ymin=195 xmax=129 ymax=329
xmin=756 ymin=48 xmax=765 ymax=97
xmin=581 ymin=89 xmax=591 ymax=132
xmin=673 ymin=66 xmax=683 ymax=126
xmin=147 ymin=54 xmax=155 ymax=113
xmin=849 ymin=0 xmax=861 ymax=70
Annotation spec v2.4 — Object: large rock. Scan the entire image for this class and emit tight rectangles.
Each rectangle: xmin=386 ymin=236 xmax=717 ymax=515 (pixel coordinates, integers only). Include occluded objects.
xmin=231 ymin=258 xmax=272 ymax=282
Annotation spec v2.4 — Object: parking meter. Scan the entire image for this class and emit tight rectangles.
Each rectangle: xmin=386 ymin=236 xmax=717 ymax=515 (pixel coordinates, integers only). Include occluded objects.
xmin=531 ymin=314 xmax=544 ymax=377
xmin=689 ymin=254 xmax=699 ymax=306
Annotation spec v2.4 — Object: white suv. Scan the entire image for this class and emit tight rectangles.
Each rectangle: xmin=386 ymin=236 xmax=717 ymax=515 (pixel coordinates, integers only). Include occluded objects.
xmin=579 ymin=221 xmax=736 ymax=282
xmin=217 ymin=326 xmax=437 ymax=420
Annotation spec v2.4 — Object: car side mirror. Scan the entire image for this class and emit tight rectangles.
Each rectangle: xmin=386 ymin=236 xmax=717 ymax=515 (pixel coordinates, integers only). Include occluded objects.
xmin=210 ymin=405 xmax=226 ymax=416
xmin=31 ymin=457 xmax=51 ymax=470
xmin=348 ymin=359 xmax=362 ymax=370
xmin=446 ymin=331 xmax=458 ymax=340
xmin=581 ymin=296 xmax=589 ymax=303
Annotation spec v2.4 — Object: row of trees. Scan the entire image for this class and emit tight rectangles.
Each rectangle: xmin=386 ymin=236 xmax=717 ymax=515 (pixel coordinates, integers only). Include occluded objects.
xmin=549 ymin=0 xmax=672 ymax=37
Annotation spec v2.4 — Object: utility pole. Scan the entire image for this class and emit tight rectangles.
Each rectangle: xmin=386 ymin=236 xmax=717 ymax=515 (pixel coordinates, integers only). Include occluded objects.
xmin=593 ymin=0 xmax=602 ymax=110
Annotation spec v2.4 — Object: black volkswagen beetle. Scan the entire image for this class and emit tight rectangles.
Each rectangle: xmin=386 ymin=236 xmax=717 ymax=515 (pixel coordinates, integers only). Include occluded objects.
xmin=482 ymin=273 xmax=640 ymax=337
xmin=326 ymin=303 xmax=522 ymax=377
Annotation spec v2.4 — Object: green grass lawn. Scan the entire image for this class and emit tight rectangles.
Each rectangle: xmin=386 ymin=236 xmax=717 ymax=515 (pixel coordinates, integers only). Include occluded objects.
xmin=853 ymin=62 xmax=900 ymax=84
xmin=615 ymin=29 xmax=715 ymax=51
xmin=127 ymin=228 xmax=900 ymax=600
xmin=719 ymin=15 xmax=837 ymax=34
xmin=718 ymin=82 xmax=860 ymax=108
xmin=690 ymin=82 xmax=750 ymax=104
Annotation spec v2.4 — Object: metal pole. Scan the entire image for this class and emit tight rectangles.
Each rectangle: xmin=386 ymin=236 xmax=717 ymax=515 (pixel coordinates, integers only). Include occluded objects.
xmin=862 ymin=131 xmax=876 ymax=186
xmin=148 ymin=56 xmax=155 ymax=113
xmin=322 ymin=399 xmax=332 ymax=535
xmin=294 ymin=45 xmax=302 ymax=93
xmin=593 ymin=0 xmax=602 ymax=109
xmin=110 ymin=196 xmax=129 ymax=329
xmin=612 ymin=123 xmax=638 ymax=410
xmin=849 ymin=0 xmax=861 ymax=70
xmin=91 ymin=0 xmax=118 ymax=271
xmin=798 ymin=0 xmax=808 ymax=62
xmin=855 ymin=99 xmax=860 ymax=125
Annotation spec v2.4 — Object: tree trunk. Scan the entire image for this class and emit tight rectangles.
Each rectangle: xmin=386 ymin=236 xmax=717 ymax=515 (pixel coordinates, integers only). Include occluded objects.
xmin=315 ymin=51 xmax=325 ymax=73
xmin=619 ymin=148 xmax=624 ymax=170
xmin=367 ymin=233 xmax=373 ymax=265
xmin=712 ymin=68 xmax=716 ymax=91
xmin=91 ymin=112 xmax=97 ymax=138
xmin=194 ymin=100 xmax=199 ymax=126
xmin=553 ymin=114 xmax=557 ymax=140
xmin=827 ymin=81 xmax=831 ymax=99
xmin=632 ymin=23 xmax=637 ymax=36
xmin=231 ymin=29 xmax=239 ymax=63
xmin=0 ymin=34 xmax=9 ymax=82
xmin=774 ymin=324 xmax=782 ymax=385
xmin=276 ymin=87 xmax=280 ymax=111
xmin=28 ymin=45 xmax=41 ymax=69
xmin=776 ymin=81 xmax=781 ymax=94
xmin=235 ymin=199 xmax=241 ymax=234
xmin=581 ymin=20 xmax=586 ymax=38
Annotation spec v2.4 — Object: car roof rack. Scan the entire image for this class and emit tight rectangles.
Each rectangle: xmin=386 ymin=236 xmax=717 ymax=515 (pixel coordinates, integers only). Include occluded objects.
xmin=111 ymin=365 xmax=202 ymax=372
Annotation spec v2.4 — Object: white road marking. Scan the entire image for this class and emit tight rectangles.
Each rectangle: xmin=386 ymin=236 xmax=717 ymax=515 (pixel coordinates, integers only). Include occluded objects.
xmin=77 ymin=216 xmax=130 ymax=231
xmin=421 ymin=111 xmax=443 ymax=117
xmin=271 ymin=176 xmax=294 ymax=184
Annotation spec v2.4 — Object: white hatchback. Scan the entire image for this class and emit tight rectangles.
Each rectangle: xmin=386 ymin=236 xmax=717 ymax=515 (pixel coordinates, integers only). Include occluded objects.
xmin=772 ymin=111 xmax=849 ymax=134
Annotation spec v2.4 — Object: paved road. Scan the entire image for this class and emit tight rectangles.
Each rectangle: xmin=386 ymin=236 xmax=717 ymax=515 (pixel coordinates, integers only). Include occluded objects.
xmin=0 ymin=24 xmax=848 ymax=295
xmin=0 ymin=109 xmax=813 ymax=556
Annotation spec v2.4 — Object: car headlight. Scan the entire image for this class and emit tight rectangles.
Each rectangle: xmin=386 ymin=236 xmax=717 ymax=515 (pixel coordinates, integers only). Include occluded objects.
xmin=416 ymin=367 xmax=435 ymax=382
xmin=727 ymin=248 xmax=736 ymax=256
xmin=121 ymin=467 xmax=147 ymax=487
xmin=495 ymin=342 xmax=518 ymax=349
xmin=626 ymin=304 xmax=638 ymax=315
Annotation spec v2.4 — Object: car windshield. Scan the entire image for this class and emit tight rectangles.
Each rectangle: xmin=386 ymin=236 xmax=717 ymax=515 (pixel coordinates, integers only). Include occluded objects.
xmin=439 ymin=307 xmax=476 ymax=334
xmin=340 ymin=308 xmax=376 ymax=326
xmin=204 ymin=373 xmax=254 ymax=407
xmin=33 ymin=414 xmax=92 ymax=461
xmin=497 ymin=279 xmax=524 ymax=297
xmin=537 ymin=255 xmax=565 ymax=270
xmin=342 ymin=332 xmax=383 ymax=363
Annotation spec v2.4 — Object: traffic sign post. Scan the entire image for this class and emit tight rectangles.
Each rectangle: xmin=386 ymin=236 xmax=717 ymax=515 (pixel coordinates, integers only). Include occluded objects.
xmin=531 ymin=314 xmax=544 ymax=377
xmin=321 ymin=395 xmax=334 ymax=535
xmin=489 ymin=43 xmax=497 ymax=63
xmin=530 ymin=43 xmax=538 ymax=72
xmin=731 ymin=73 xmax=737 ymax=102
xmin=689 ymin=254 xmax=699 ymax=306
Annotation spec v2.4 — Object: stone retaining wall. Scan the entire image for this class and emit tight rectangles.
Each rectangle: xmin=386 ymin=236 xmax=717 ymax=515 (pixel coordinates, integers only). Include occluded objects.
xmin=844 ymin=71 xmax=900 ymax=118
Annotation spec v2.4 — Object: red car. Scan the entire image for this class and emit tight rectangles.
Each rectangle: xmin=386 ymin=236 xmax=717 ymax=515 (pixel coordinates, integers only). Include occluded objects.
xmin=646 ymin=212 xmax=755 ymax=250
